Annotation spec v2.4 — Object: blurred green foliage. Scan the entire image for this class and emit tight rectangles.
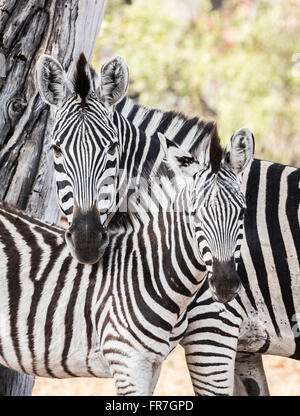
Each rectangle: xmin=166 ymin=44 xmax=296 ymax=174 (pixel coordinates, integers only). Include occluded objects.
xmin=94 ymin=0 xmax=300 ymax=165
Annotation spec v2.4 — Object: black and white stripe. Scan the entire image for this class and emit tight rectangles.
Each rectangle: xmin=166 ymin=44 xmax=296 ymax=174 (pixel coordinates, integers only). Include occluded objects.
xmin=117 ymin=97 xmax=300 ymax=395
xmin=0 ymin=131 xmax=247 ymax=394
xmin=53 ymin=94 xmax=119 ymax=218
xmin=35 ymin=55 xmax=255 ymax=395
xmin=182 ymin=161 xmax=300 ymax=395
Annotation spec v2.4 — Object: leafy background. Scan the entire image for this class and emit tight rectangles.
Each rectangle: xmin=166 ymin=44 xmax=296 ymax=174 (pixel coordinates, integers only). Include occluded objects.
xmin=94 ymin=0 xmax=300 ymax=166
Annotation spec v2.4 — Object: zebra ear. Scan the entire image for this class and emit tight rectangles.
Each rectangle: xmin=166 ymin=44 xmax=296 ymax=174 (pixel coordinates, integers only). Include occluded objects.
xmin=158 ymin=132 xmax=200 ymax=177
xmin=89 ymin=66 xmax=101 ymax=98
xmin=224 ymin=127 xmax=255 ymax=175
xmin=100 ymin=56 xmax=129 ymax=107
xmin=36 ymin=55 xmax=67 ymax=106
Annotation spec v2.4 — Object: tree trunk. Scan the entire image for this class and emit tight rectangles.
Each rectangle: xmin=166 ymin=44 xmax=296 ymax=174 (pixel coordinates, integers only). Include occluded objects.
xmin=0 ymin=0 xmax=107 ymax=396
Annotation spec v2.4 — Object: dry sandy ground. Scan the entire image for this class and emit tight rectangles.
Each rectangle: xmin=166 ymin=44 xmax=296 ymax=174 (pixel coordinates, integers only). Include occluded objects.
xmin=32 ymin=345 xmax=300 ymax=396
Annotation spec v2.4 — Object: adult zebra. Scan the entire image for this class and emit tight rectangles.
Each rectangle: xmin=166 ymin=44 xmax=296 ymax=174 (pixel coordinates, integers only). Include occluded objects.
xmin=0 ymin=121 xmax=252 ymax=395
xmin=117 ymin=96 xmax=300 ymax=395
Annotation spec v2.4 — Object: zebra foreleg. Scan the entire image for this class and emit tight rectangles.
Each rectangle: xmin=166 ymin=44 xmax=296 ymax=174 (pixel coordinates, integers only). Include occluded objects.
xmin=233 ymin=353 xmax=269 ymax=396
xmin=181 ymin=320 xmax=238 ymax=396
xmin=107 ymin=354 xmax=161 ymax=396
xmin=183 ymin=344 xmax=237 ymax=396
xmin=150 ymin=363 xmax=162 ymax=395
xmin=181 ymin=296 xmax=241 ymax=396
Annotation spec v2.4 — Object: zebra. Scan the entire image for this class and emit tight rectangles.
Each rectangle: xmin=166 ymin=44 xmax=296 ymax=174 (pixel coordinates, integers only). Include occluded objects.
xmin=36 ymin=53 xmax=253 ymax=305
xmin=37 ymin=51 xmax=300 ymax=394
xmin=36 ymin=53 xmax=129 ymax=264
xmin=37 ymin=52 xmax=300 ymax=395
xmin=38 ymin=53 xmax=288 ymax=396
xmin=39 ymin=52 xmax=299 ymax=396
xmin=181 ymin=158 xmax=300 ymax=396
xmin=116 ymin=96 xmax=300 ymax=395
xmin=0 ymin=121 xmax=253 ymax=395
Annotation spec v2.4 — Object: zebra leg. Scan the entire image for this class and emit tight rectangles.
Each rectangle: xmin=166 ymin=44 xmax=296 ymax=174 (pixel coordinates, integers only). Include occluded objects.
xmin=181 ymin=312 xmax=239 ymax=396
xmin=181 ymin=293 xmax=242 ymax=395
xmin=108 ymin=354 xmax=160 ymax=396
xmin=150 ymin=363 xmax=162 ymax=395
xmin=183 ymin=342 xmax=237 ymax=396
xmin=233 ymin=353 xmax=270 ymax=396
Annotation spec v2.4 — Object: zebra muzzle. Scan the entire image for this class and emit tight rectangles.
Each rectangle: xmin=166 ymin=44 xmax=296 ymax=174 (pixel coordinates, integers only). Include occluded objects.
xmin=65 ymin=203 xmax=108 ymax=264
xmin=208 ymin=257 xmax=241 ymax=303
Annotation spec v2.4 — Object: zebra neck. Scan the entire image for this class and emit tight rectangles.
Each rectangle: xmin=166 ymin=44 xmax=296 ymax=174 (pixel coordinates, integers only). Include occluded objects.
xmin=0 ymin=200 xmax=206 ymax=346
xmin=112 ymin=111 xmax=167 ymax=217
xmin=123 ymin=180 xmax=207 ymax=314
xmin=116 ymin=96 xmax=216 ymax=155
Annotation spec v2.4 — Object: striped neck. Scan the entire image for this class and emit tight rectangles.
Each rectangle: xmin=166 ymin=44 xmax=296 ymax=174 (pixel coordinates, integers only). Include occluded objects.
xmin=127 ymin=170 xmax=207 ymax=292
xmin=108 ymin=111 xmax=167 ymax=224
xmin=116 ymin=96 xmax=216 ymax=157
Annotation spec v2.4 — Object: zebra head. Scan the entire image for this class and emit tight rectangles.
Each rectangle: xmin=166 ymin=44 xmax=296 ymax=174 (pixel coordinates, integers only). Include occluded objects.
xmin=36 ymin=53 xmax=129 ymax=264
xmin=160 ymin=126 xmax=254 ymax=303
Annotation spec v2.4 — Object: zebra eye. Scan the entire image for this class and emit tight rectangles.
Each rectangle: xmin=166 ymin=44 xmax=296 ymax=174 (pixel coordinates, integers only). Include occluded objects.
xmin=52 ymin=144 xmax=63 ymax=158
xmin=108 ymin=143 xmax=117 ymax=155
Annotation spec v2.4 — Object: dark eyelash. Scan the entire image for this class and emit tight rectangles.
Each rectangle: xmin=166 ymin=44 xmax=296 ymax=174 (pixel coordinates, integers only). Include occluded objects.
xmin=108 ymin=143 xmax=117 ymax=155
xmin=52 ymin=144 xmax=63 ymax=157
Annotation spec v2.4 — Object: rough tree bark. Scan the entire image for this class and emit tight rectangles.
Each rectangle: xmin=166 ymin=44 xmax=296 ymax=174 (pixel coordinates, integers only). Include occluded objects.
xmin=0 ymin=0 xmax=107 ymax=396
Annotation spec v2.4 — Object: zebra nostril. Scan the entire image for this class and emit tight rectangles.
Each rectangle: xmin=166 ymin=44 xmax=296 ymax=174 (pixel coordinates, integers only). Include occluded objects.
xmin=65 ymin=229 xmax=74 ymax=246
xmin=102 ymin=230 xmax=108 ymax=242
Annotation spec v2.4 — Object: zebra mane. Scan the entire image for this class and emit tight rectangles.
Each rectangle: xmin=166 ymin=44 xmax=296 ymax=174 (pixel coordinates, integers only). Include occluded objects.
xmin=74 ymin=53 xmax=90 ymax=105
xmin=0 ymin=201 xmax=64 ymax=235
xmin=116 ymin=97 xmax=216 ymax=160
xmin=209 ymin=124 xmax=223 ymax=173
xmin=116 ymin=97 xmax=224 ymax=173
xmin=194 ymin=122 xmax=223 ymax=173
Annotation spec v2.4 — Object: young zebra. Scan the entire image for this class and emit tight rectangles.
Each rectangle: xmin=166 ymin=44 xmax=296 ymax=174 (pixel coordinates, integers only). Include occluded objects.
xmin=117 ymin=97 xmax=300 ymax=395
xmin=0 ymin=125 xmax=252 ymax=394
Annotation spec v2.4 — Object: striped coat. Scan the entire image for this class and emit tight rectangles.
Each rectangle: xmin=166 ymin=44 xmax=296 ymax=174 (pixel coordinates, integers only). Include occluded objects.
xmin=117 ymin=97 xmax=300 ymax=395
